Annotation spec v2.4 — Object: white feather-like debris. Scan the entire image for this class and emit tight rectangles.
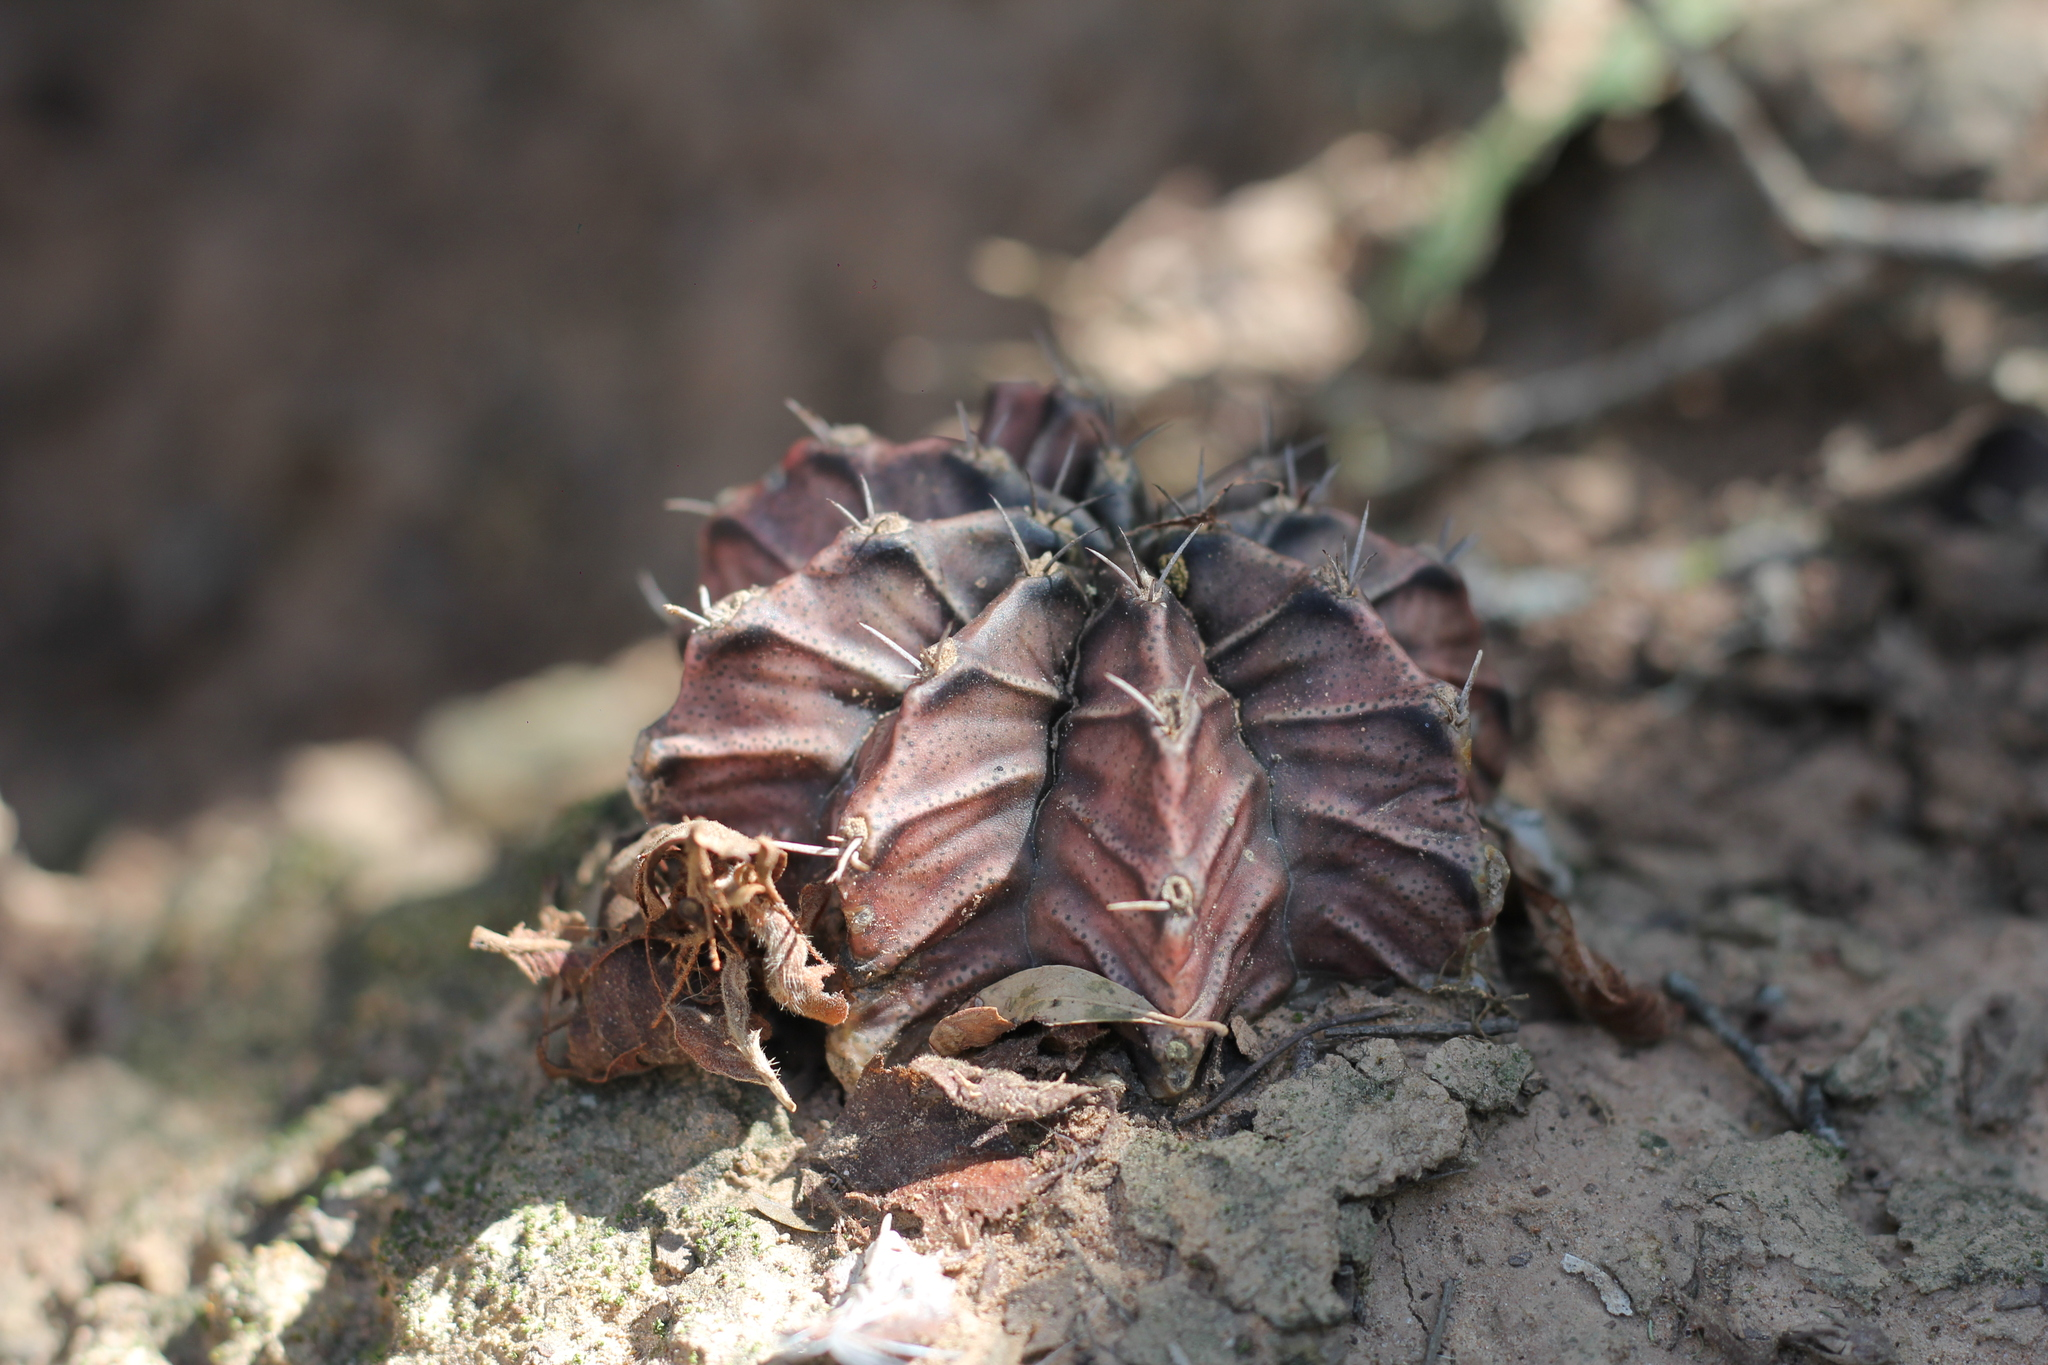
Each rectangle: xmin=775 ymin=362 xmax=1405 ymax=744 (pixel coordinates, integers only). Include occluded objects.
xmin=769 ymin=1217 xmax=961 ymax=1364
xmin=1560 ymin=1253 xmax=1633 ymax=1316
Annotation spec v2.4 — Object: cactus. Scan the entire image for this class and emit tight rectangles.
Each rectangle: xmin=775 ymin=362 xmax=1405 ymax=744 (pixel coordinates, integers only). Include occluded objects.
xmin=497 ymin=382 xmax=1649 ymax=1104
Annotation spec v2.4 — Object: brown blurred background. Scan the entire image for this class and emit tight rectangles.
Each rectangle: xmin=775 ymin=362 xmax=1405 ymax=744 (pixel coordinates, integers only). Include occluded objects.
xmin=7 ymin=0 xmax=2048 ymax=872
xmin=0 ymin=0 xmax=1509 ymax=866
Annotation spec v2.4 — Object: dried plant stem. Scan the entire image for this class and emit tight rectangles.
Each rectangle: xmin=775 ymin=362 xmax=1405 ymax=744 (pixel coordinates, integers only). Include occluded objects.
xmin=1664 ymin=972 xmax=1845 ymax=1150
xmin=1423 ymin=1278 xmax=1458 ymax=1365
xmin=1175 ymin=1007 xmax=1522 ymax=1126
xmin=1369 ymin=252 xmax=1875 ymax=446
xmin=1636 ymin=0 xmax=2048 ymax=266
xmin=1322 ymin=1018 xmax=1520 ymax=1041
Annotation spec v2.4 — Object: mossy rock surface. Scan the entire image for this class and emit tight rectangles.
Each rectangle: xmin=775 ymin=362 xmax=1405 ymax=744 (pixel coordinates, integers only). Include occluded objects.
xmin=376 ymin=1052 xmax=827 ymax=1365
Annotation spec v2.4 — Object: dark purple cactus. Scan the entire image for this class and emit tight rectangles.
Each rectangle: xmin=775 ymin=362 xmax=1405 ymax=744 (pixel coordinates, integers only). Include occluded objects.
xmin=522 ymin=382 xmax=1660 ymax=1102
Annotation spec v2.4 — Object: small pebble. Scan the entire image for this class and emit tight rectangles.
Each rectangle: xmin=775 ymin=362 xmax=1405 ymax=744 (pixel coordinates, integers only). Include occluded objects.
xmin=1507 ymin=1252 xmax=1532 ymax=1267
xmin=652 ymin=1231 xmax=695 ymax=1281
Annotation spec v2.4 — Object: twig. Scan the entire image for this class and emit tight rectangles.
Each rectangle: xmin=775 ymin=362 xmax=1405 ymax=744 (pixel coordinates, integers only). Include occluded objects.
xmin=1172 ymin=1007 xmax=1401 ymax=1126
xmin=1368 ymin=252 xmax=1876 ymax=446
xmin=1174 ymin=1009 xmax=1517 ymax=1127
xmin=1800 ymin=1074 xmax=1846 ymax=1150
xmin=1637 ymin=0 xmax=2048 ymax=266
xmin=1664 ymin=972 xmax=1845 ymax=1149
xmin=1423 ymin=1278 xmax=1458 ymax=1365
xmin=1409 ymin=1166 xmax=1474 ymax=1185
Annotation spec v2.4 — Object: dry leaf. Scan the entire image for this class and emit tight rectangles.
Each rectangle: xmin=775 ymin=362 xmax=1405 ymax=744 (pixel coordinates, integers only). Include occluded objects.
xmin=907 ymin=1055 xmax=1095 ymax=1122
xmin=974 ymin=965 xmax=1229 ymax=1034
xmin=1519 ymin=881 xmax=1677 ymax=1045
xmin=468 ymin=923 xmax=578 ymax=984
xmin=928 ymin=1006 xmax=1013 ymax=1056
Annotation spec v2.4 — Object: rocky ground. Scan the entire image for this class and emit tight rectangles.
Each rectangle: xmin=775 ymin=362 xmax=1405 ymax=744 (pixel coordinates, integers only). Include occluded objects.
xmin=5 ymin=400 xmax=2047 ymax=1365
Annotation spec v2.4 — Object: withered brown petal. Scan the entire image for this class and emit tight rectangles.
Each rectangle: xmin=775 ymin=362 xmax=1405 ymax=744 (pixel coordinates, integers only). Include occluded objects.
xmin=905 ymin=1054 xmax=1096 ymax=1122
xmin=632 ymin=512 xmax=1058 ymax=839
xmin=1516 ymin=880 xmax=1679 ymax=1045
xmin=1181 ymin=528 xmax=1499 ymax=985
xmin=550 ymin=940 xmax=790 ymax=1093
xmin=820 ymin=1059 xmax=1081 ymax=1203
xmin=469 ymin=923 xmax=577 ymax=984
xmin=827 ymin=900 xmax=1034 ymax=1091
xmin=699 ymin=434 xmax=1040 ymax=598
xmin=928 ymin=1006 xmax=1014 ymax=1057
xmin=883 ymin=1157 xmax=1044 ymax=1231
xmin=719 ymin=956 xmax=798 ymax=1111
xmin=616 ymin=819 xmax=848 ymax=1024
xmin=1025 ymin=582 xmax=1294 ymax=1084
xmin=814 ymin=1058 xmax=1023 ymax=1192
xmin=745 ymin=897 xmax=851 ymax=1026
xmin=831 ymin=569 xmax=1090 ymax=975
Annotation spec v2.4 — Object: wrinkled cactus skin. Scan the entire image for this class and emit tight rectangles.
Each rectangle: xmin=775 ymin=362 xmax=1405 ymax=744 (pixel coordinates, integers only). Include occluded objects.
xmin=627 ymin=383 xmax=1512 ymax=1095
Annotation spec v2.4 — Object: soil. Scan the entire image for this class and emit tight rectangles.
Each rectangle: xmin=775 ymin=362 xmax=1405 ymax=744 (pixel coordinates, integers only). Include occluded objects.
xmin=6 ymin=405 xmax=2047 ymax=1364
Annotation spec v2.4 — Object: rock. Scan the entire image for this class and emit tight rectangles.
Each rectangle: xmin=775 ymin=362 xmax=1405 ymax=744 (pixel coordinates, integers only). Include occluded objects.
xmin=1559 ymin=1253 xmax=1632 ymax=1315
xmin=280 ymin=1203 xmax=357 ymax=1258
xmin=416 ymin=639 xmax=690 ymax=837
xmin=1118 ymin=1272 xmax=1330 ymax=1365
xmin=1691 ymin=1134 xmax=1889 ymax=1309
xmin=1961 ymin=992 xmax=2048 ymax=1130
xmin=1118 ymin=1042 xmax=1466 ymax=1331
xmin=114 ymin=1230 xmax=191 ymax=1297
xmin=1423 ymin=1037 xmax=1539 ymax=1113
xmin=204 ymin=1240 xmax=330 ymax=1365
xmin=1822 ymin=1023 xmax=1894 ymax=1104
xmin=1336 ymin=1199 xmax=1377 ymax=1266
xmin=1776 ymin=1317 xmax=1897 ymax=1364
xmin=377 ymin=1059 xmax=830 ymax=1365
xmin=1888 ymin=1175 xmax=2048 ymax=1292
xmin=64 ymin=1283 xmax=180 ymax=1365
xmin=652 ymin=1230 xmax=696 ymax=1282
xmin=275 ymin=742 xmax=493 ymax=913
xmin=320 ymin=992 xmax=860 ymax=1365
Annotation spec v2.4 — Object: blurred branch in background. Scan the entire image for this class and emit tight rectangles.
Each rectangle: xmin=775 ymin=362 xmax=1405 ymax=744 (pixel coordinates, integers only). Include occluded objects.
xmin=980 ymin=0 xmax=2048 ymax=498
xmin=976 ymin=0 xmax=1746 ymax=449
xmin=1638 ymin=0 xmax=2048 ymax=266
xmin=1360 ymin=250 xmax=1879 ymax=447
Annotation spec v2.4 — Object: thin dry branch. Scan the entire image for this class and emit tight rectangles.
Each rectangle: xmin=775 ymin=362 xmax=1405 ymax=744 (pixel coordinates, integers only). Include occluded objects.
xmin=1366 ymin=251 xmax=1877 ymax=446
xmin=1638 ymin=0 xmax=2048 ymax=266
